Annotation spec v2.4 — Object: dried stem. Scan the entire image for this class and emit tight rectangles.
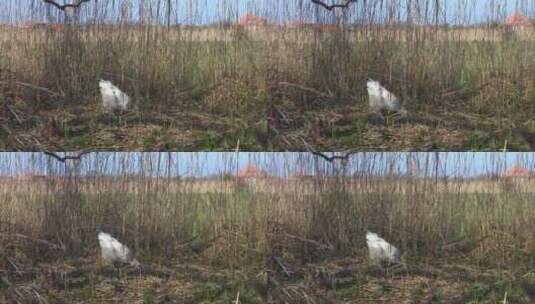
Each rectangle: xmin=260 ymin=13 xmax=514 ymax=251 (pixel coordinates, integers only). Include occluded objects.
xmin=42 ymin=0 xmax=92 ymax=11
xmin=310 ymin=0 xmax=359 ymax=10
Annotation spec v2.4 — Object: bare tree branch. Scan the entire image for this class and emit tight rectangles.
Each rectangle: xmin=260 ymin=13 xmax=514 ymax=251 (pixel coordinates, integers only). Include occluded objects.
xmin=0 ymin=232 xmax=63 ymax=250
xmin=43 ymin=151 xmax=92 ymax=163
xmin=311 ymin=151 xmax=360 ymax=162
xmin=42 ymin=0 xmax=92 ymax=11
xmin=297 ymin=134 xmax=359 ymax=163
xmin=299 ymin=136 xmax=361 ymax=163
xmin=310 ymin=0 xmax=359 ymax=10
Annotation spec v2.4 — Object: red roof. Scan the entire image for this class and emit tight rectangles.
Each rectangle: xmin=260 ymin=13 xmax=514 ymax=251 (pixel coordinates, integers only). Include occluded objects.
xmin=505 ymin=165 xmax=530 ymax=178
xmin=506 ymin=13 xmax=531 ymax=26
xmin=237 ymin=165 xmax=267 ymax=178
xmin=239 ymin=13 xmax=268 ymax=26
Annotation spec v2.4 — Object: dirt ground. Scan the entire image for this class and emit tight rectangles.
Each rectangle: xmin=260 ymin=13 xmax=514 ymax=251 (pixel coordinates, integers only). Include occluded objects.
xmin=2 ymin=99 xmax=532 ymax=151
xmin=268 ymin=257 xmax=534 ymax=303
xmin=0 ymin=256 xmax=266 ymax=303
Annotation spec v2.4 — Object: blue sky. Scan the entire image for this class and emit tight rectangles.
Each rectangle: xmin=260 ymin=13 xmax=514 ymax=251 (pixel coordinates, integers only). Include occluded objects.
xmin=0 ymin=152 xmax=533 ymax=178
xmin=1 ymin=0 xmax=534 ymax=25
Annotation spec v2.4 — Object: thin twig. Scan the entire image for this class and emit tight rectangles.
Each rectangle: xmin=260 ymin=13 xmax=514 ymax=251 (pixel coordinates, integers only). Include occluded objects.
xmin=6 ymin=105 xmax=23 ymax=124
xmin=175 ymin=235 xmax=200 ymax=248
xmin=0 ymin=232 xmax=63 ymax=250
xmin=297 ymin=134 xmax=359 ymax=163
xmin=43 ymin=151 xmax=92 ymax=163
xmin=311 ymin=151 xmax=360 ymax=163
xmin=0 ymin=81 xmax=60 ymax=97
xmin=278 ymin=81 xmax=324 ymax=96
xmin=274 ymin=256 xmax=293 ymax=277
xmin=42 ymin=0 xmax=92 ymax=11
xmin=268 ymin=275 xmax=294 ymax=300
xmin=310 ymin=0 xmax=359 ymax=10
xmin=277 ymin=232 xmax=332 ymax=250
xmin=440 ymin=81 xmax=492 ymax=98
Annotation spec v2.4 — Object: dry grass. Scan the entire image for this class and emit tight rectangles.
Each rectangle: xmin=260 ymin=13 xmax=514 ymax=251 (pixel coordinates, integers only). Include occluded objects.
xmin=2 ymin=152 xmax=535 ymax=302
xmin=267 ymin=180 xmax=535 ymax=302
xmin=0 ymin=176 xmax=268 ymax=303
xmin=0 ymin=153 xmax=271 ymax=302
xmin=3 ymin=23 xmax=535 ymax=150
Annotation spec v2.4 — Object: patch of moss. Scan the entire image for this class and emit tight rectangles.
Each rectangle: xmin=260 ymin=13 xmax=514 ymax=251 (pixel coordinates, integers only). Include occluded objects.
xmin=142 ymin=135 xmax=158 ymax=150
xmin=200 ymin=129 xmax=220 ymax=150
xmin=464 ymin=130 xmax=500 ymax=151
xmin=334 ymin=284 xmax=360 ymax=300
xmin=222 ymin=130 xmax=263 ymax=151
xmin=326 ymin=117 xmax=367 ymax=146
xmin=68 ymin=134 xmax=93 ymax=148
xmin=196 ymin=278 xmax=266 ymax=304
xmin=465 ymin=281 xmax=525 ymax=304
xmin=408 ymin=285 xmax=424 ymax=304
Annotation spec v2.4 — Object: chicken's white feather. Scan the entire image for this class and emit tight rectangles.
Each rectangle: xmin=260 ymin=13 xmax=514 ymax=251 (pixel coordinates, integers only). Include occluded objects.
xmin=99 ymin=79 xmax=130 ymax=111
xmin=97 ymin=231 xmax=139 ymax=267
xmin=366 ymin=79 xmax=407 ymax=117
xmin=366 ymin=231 xmax=401 ymax=264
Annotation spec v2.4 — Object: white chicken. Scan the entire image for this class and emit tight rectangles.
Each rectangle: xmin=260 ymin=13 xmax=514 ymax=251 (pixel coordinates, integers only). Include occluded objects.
xmin=98 ymin=79 xmax=130 ymax=111
xmin=97 ymin=231 xmax=140 ymax=267
xmin=366 ymin=79 xmax=407 ymax=118
xmin=366 ymin=231 xmax=401 ymax=264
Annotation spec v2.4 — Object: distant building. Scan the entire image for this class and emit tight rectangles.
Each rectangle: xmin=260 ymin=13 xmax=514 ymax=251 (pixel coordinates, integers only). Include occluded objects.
xmin=506 ymin=12 xmax=532 ymax=28
xmin=505 ymin=165 xmax=530 ymax=179
xmin=49 ymin=24 xmax=65 ymax=31
xmin=236 ymin=164 xmax=268 ymax=182
xmin=238 ymin=13 xmax=268 ymax=27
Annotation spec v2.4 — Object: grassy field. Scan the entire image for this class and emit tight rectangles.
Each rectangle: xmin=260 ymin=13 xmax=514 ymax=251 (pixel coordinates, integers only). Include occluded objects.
xmin=3 ymin=24 xmax=535 ymax=150
xmin=3 ymin=166 xmax=535 ymax=303
xmin=268 ymin=186 xmax=535 ymax=303
xmin=0 ymin=177 xmax=269 ymax=303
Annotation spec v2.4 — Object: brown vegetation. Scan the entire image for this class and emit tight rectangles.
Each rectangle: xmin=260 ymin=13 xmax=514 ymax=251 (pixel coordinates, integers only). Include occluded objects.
xmin=1 ymin=153 xmax=535 ymax=302
xmin=2 ymin=13 xmax=535 ymax=150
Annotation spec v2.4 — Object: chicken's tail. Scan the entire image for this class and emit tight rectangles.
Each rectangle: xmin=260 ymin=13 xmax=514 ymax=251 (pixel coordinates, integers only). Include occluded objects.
xmin=129 ymin=258 xmax=141 ymax=267
xmin=397 ymin=107 xmax=408 ymax=118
